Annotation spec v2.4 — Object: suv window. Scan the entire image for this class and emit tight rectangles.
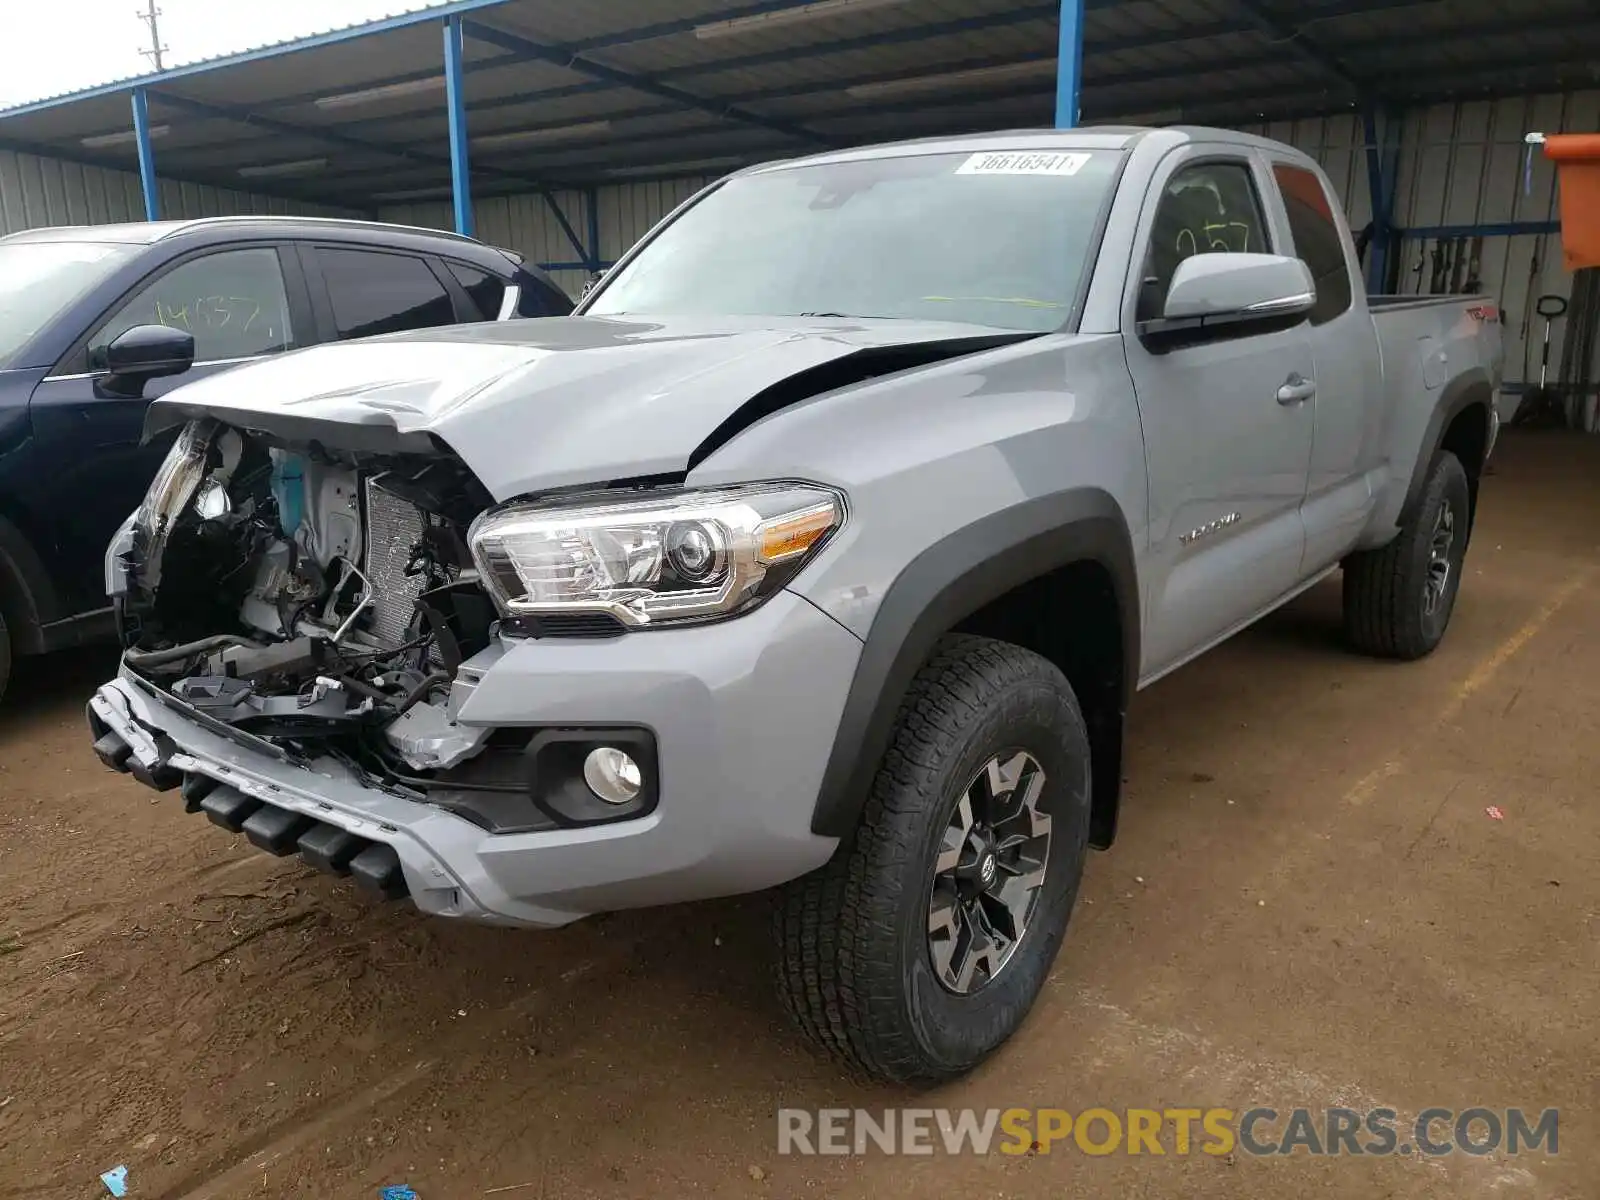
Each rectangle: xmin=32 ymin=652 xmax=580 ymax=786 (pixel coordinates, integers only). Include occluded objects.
xmin=1140 ymin=160 xmax=1269 ymax=319
xmin=91 ymin=247 xmax=295 ymax=364
xmin=1273 ymin=163 xmax=1354 ymax=324
xmin=445 ymin=261 xmax=506 ymax=320
xmin=317 ymin=248 xmax=456 ymax=340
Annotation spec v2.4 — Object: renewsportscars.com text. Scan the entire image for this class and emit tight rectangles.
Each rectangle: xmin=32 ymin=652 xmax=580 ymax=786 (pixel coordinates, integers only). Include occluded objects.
xmin=777 ymin=1107 xmax=1559 ymax=1158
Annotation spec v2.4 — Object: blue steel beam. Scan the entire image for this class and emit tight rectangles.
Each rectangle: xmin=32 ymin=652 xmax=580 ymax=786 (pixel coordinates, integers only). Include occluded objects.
xmin=459 ymin=18 xmax=832 ymax=146
xmin=443 ymin=15 xmax=474 ymax=237
xmin=130 ymin=87 xmax=160 ymax=221
xmin=1056 ymin=0 xmax=1085 ymax=128
xmin=1362 ymin=108 xmax=1389 ymax=292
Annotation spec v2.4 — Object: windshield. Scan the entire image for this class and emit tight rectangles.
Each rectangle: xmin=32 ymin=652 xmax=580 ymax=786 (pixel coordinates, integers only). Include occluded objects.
xmin=0 ymin=241 xmax=139 ymax=368
xmin=585 ymin=148 xmax=1123 ymax=333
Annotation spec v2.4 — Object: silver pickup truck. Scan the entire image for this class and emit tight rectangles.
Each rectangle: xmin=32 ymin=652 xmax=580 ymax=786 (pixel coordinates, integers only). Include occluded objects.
xmin=87 ymin=126 xmax=1502 ymax=1086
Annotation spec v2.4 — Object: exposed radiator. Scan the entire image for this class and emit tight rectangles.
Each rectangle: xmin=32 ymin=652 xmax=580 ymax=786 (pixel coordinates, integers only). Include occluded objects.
xmin=362 ymin=479 xmax=430 ymax=649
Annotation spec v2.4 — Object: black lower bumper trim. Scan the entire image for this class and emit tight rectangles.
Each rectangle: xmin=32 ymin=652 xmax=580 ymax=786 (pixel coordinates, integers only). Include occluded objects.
xmin=349 ymin=843 xmax=407 ymax=899
xmin=92 ymin=730 xmax=133 ymax=773
xmin=242 ymin=805 xmax=316 ymax=856
xmin=200 ymin=787 xmax=263 ymax=833
xmin=180 ymin=773 xmax=217 ymax=813
xmin=297 ymin=824 xmax=363 ymax=876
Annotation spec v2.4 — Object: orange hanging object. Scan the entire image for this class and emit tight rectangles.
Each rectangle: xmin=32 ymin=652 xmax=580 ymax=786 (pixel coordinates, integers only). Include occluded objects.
xmin=1543 ymin=134 xmax=1600 ymax=271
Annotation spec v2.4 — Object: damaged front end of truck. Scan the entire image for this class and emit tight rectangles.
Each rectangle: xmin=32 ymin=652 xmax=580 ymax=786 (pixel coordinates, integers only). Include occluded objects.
xmin=102 ymin=415 xmax=508 ymax=768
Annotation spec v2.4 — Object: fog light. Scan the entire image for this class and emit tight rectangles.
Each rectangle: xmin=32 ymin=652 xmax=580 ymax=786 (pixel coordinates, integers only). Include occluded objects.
xmin=583 ymin=747 xmax=642 ymax=805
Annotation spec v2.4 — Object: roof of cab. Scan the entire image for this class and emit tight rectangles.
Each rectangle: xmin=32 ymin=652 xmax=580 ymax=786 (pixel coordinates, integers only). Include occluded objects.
xmin=731 ymin=124 xmax=1310 ymax=179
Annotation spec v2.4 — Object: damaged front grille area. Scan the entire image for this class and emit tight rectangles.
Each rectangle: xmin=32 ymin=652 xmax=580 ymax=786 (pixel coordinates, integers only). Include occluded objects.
xmin=113 ymin=419 xmax=501 ymax=783
xmin=89 ymin=708 xmax=409 ymax=901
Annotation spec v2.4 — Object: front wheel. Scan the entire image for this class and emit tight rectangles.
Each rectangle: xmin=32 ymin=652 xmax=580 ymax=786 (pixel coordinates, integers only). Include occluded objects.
xmin=775 ymin=634 xmax=1092 ymax=1086
xmin=1343 ymin=449 xmax=1472 ymax=660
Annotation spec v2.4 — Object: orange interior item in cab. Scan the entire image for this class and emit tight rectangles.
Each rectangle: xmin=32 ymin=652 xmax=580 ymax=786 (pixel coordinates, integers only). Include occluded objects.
xmin=1543 ymin=134 xmax=1600 ymax=271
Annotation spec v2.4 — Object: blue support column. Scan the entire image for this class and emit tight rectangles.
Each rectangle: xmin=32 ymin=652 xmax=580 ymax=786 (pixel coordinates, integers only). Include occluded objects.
xmin=584 ymin=185 xmax=601 ymax=273
xmin=1363 ymin=106 xmax=1400 ymax=294
xmin=443 ymin=15 xmax=474 ymax=237
xmin=130 ymin=88 xmax=160 ymax=221
xmin=1054 ymin=0 xmax=1085 ymax=128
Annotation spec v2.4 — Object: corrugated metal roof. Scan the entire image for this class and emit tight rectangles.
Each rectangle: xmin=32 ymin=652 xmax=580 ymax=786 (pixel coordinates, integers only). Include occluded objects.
xmin=1 ymin=0 xmax=1597 ymax=210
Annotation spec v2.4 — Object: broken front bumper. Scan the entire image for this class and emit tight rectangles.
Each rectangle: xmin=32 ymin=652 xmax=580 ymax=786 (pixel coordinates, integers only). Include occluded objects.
xmin=87 ymin=590 xmax=860 ymax=928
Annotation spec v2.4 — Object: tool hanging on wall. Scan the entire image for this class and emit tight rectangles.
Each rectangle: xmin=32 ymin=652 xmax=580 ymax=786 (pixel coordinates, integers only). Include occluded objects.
xmin=1463 ymin=235 xmax=1484 ymax=293
xmin=1429 ymin=239 xmax=1447 ymax=293
xmin=1513 ymin=292 xmax=1569 ymax=427
xmin=1448 ymin=235 xmax=1469 ymax=293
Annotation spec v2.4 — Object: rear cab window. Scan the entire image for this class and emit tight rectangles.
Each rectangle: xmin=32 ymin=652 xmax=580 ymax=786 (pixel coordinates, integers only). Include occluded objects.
xmin=1271 ymin=163 xmax=1355 ymax=324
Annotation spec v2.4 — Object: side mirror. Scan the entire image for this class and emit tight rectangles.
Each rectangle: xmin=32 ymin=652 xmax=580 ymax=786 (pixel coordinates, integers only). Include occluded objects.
xmin=1140 ymin=254 xmax=1315 ymax=350
xmin=92 ymin=324 xmax=196 ymax=394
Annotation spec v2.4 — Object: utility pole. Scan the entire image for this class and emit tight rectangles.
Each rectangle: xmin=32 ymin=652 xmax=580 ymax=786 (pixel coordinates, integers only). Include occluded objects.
xmin=136 ymin=0 xmax=167 ymax=71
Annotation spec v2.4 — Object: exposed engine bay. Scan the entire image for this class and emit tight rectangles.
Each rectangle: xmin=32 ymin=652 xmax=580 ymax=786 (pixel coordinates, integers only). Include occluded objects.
xmin=114 ymin=418 xmax=508 ymax=792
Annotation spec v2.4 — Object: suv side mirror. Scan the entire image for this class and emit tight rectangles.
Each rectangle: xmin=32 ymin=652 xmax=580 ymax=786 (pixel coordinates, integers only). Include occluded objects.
xmin=92 ymin=324 xmax=196 ymax=396
xmin=1140 ymin=254 xmax=1315 ymax=351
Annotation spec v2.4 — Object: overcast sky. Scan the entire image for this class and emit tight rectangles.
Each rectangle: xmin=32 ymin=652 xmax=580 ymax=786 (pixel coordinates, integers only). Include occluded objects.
xmin=0 ymin=0 xmax=445 ymax=109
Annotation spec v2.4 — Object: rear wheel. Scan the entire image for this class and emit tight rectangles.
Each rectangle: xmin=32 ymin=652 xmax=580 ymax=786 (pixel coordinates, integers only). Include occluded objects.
xmin=1343 ymin=449 xmax=1471 ymax=660
xmin=775 ymin=634 xmax=1092 ymax=1086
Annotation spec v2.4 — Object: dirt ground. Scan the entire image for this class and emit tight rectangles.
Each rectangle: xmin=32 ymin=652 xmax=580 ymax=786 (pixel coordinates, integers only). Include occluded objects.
xmin=1 ymin=430 xmax=1597 ymax=1200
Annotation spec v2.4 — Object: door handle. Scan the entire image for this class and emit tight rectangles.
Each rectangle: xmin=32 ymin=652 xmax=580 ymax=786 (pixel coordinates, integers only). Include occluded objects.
xmin=1277 ymin=373 xmax=1316 ymax=405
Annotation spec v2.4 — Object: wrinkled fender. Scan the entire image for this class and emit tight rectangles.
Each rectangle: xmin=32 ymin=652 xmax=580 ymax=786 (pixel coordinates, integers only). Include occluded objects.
xmin=809 ymin=487 xmax=1140 ymax=839
xmin=1365 ymin=366 xmax=1495 ymax=546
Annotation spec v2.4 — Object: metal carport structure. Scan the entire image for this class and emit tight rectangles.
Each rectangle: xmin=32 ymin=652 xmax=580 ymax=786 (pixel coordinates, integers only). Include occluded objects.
xmin=0 ymin=0 xmax=1596 ymax=285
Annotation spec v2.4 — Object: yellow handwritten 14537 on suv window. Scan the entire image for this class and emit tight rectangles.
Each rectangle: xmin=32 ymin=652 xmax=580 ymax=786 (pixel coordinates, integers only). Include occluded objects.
xmin=775 ymin=1107 xmax=1560 ymax=1158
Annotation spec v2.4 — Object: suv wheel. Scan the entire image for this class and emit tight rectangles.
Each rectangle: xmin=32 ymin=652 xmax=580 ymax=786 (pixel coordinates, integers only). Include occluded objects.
xmin=1343 ymin=450 xmax=1471 ymax=660
xmin=775 ymin=634 xmax=1092 ymax=1085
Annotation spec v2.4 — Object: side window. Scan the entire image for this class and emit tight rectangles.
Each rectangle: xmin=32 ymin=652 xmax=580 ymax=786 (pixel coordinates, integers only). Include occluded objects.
xmin=445 ymin=261 xmax=507 ymax=320
xmin=317 ymin=248 xmax=456 ymax=340
xmin=91 ymin=247 xmax=294 ymax=363
xmin=1273 ymin=163 xmax=1353 ymax=324
xmin=1140 ymin=160 xmax=1269 ymax=319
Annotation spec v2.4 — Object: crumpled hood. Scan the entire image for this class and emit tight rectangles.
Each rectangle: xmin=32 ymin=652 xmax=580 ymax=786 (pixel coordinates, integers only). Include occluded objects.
xmin=144 ymin=314 xmax=1027 ymax=500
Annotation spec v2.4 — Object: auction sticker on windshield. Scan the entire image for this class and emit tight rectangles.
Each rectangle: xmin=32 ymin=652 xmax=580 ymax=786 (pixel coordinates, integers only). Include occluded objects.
xmin=955 ymin=151 xmax=1092 ymax=176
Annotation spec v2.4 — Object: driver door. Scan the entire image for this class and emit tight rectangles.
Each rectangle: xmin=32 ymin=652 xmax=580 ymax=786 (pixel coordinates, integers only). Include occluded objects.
xmin=1124 ymin=149 xmax=1317 ymax=680
xmin=27 ymin=244 xmax=308 ymax=609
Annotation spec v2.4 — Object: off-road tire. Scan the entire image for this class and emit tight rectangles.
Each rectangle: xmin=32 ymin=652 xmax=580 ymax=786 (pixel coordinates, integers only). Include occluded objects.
xmin=1343 ymin=449 xmax=1471 ymax=660
xmin=775 ymin=633 xmax=1092 ymax=1086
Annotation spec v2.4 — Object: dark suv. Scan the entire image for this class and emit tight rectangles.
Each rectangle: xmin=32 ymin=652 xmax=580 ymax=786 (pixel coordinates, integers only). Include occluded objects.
xmin=0 ymin=215 xmax=572 ymax=701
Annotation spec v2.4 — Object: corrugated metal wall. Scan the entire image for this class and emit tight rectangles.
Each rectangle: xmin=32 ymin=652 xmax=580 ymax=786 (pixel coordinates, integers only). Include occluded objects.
xmin=0 ymin=145 xmax=352 ymax=236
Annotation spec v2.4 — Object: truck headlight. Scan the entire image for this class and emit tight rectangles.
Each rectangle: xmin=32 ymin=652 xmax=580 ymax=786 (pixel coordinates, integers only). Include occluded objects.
xmin=468 ymin=483 xmax=844 ymax=628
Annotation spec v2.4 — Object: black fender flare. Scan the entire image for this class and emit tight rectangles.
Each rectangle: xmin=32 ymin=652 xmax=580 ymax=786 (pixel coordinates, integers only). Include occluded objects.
xmin=809 ymin=487 xmax=1140 ymax=838
xmin=1402 ymin=368 xmax=1495 ymax=522
xmin=0 ymin=510 xmax=62 ymax=656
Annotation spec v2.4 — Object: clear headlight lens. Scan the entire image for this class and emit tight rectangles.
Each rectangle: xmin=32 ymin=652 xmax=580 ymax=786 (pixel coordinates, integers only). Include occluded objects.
xmin=468 ymin=483 xmax=845 ymax=627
